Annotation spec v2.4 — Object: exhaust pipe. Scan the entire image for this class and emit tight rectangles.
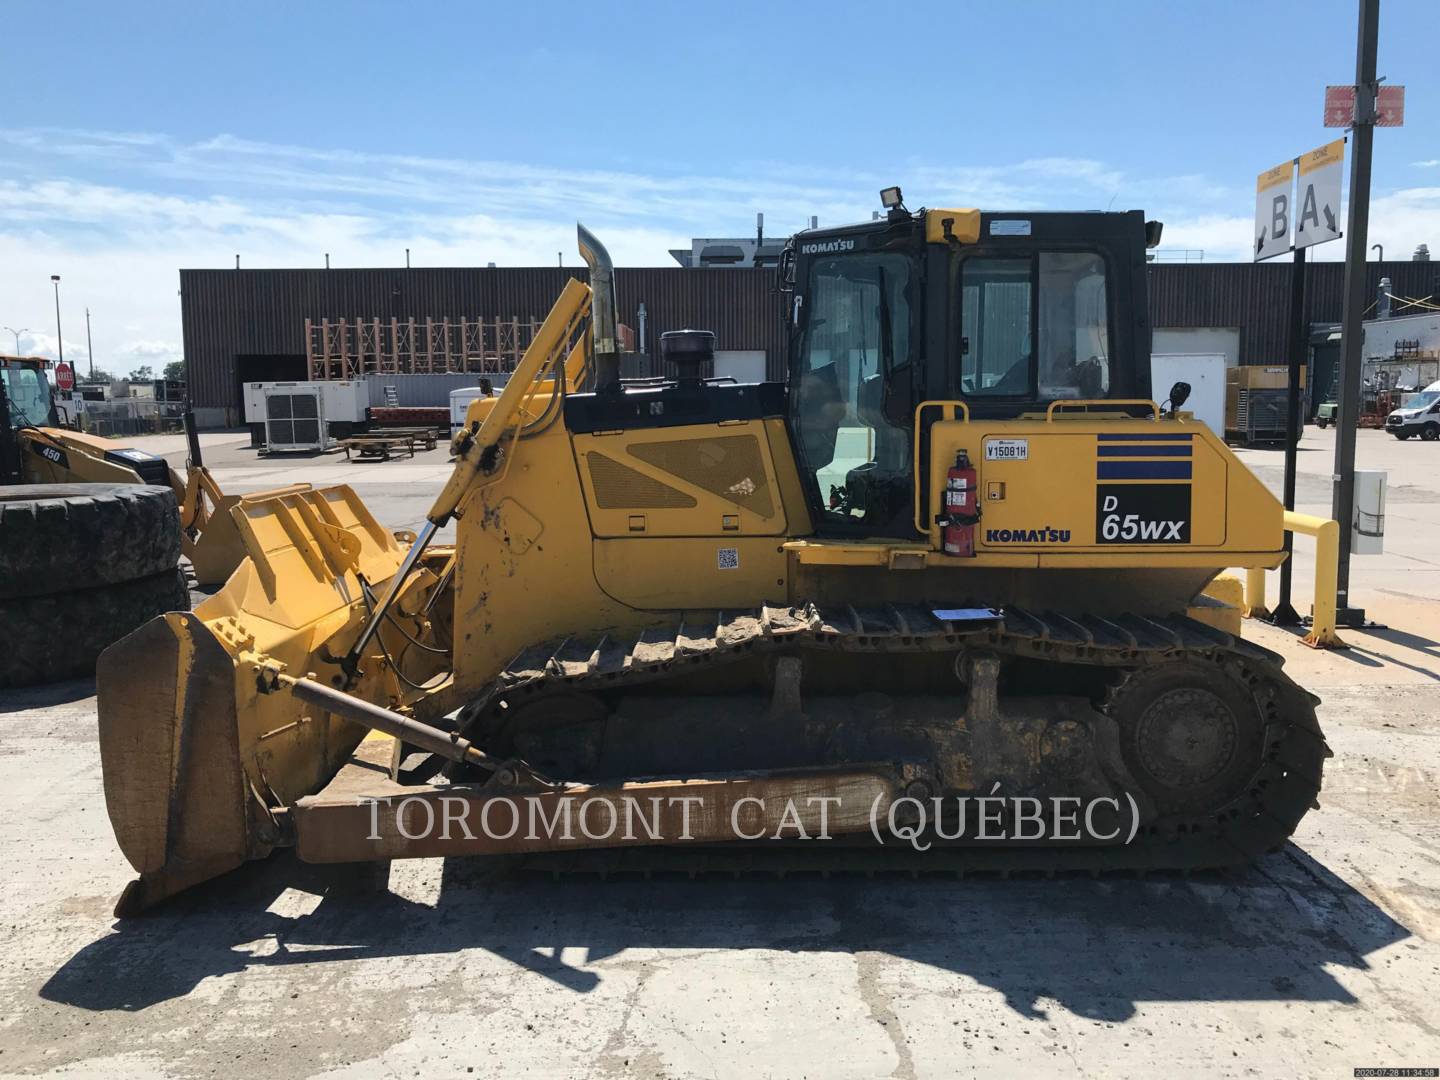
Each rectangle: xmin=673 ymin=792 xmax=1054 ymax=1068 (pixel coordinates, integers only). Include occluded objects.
xmin=577 ymin=223 xmax=620 ymax=392
xmin=183 ymin=400 xmax=203 ymax=468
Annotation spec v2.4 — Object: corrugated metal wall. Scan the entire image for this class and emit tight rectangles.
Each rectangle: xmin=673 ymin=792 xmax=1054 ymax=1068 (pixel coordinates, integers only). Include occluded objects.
xmin=360 ymin=372 xmax=504 ymax=408
xmin=183 ymin=261 xmax=1440 ymax=414
xmin=181 ymin=266 xmax=789 ymax=412
xmin=1147 ymin=260 xmax=1440 ymax=362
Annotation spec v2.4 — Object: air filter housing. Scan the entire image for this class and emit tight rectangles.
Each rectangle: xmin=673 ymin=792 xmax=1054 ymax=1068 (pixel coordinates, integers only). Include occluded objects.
xmin=660 ymin=329 xmax=715 ymax=384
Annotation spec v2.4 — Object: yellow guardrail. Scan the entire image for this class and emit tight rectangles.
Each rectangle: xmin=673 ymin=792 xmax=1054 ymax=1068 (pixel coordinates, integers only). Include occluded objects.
xmin=1244 ymin=510 xmax=1347 ymax=649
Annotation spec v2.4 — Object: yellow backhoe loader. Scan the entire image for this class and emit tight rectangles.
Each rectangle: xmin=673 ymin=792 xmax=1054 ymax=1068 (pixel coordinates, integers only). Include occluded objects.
xmin=0 ymin=354 xmax=300 ymax=585
xmin=96 ymin=204 xmax=1329 ymax=915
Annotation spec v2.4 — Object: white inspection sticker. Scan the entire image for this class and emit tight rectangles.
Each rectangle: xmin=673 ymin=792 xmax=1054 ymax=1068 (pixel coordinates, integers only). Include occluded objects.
xmin=985 ymin=438 xmax=1029 ymax=461
xmin=990 ymin=219 xmax=1032 ymax=236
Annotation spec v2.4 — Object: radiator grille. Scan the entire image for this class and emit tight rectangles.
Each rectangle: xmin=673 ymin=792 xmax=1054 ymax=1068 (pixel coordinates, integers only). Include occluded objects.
xmin=587 ymin=452 xmax=697 ymax=509
xmin=629 ymin=435 xmax=774 ymax=517
xmin=265 ymin=392 xmax=322 ymax=446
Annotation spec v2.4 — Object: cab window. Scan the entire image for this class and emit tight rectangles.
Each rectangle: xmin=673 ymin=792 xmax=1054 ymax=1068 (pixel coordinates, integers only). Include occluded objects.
xmin=791 ymin=252 xmax=913 ymax=530
xmin=960 ymin=251 xmax=1110 ymax=400
xmin=1 ymin=366 xmax=52 ymax=428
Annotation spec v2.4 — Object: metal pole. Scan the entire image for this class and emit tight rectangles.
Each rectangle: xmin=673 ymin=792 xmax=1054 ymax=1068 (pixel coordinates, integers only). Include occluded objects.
xmin=85 ymin=307 xmax=94 ymax=380
xmin=50 ymin=276 xmax=63 ymax=366
xmin=1271 ymin=245 xmax=1307 ymax=626
xmin=1331 ymin=0 xmax=1378 ymax=626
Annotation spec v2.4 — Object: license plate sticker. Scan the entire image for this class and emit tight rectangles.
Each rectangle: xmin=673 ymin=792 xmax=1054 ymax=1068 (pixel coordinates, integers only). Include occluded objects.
xmin=985 ymin=439 xmax=1028 ymax=461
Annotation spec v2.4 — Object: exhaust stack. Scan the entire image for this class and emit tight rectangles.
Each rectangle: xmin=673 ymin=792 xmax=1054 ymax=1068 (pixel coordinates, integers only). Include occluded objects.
xmin=577 ymin=223 xmax=620 ymax=392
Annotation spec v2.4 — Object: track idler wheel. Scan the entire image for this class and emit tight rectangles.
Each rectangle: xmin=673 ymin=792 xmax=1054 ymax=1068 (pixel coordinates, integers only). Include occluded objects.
xmin=1107 ymin=656 xmax=1326 ymax=859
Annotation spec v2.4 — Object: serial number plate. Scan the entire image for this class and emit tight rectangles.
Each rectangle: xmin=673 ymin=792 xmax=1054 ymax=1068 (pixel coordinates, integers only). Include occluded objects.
xmin=985 ymin=439 xmax=1028 ymax=461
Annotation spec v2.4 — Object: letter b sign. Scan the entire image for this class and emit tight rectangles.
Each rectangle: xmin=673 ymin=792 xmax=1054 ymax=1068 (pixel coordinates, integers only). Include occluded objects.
xmin=1270 ymin=194 xmax=1289 ymax=240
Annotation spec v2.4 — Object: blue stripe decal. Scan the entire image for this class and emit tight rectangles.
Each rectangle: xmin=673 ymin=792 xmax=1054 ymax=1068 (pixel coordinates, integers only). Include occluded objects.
xmin=1096 ymin=461 xmax=1193 ymax=480
xmin=1096 ymin=433 xmax=1194 ymax=441
xmin=1097 ymin=444 xmax=1193 ymax=457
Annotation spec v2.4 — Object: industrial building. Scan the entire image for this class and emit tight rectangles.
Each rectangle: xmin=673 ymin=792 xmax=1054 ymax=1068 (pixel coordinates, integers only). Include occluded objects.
xmin=180 ymin=257 xmax=1440 ymax=427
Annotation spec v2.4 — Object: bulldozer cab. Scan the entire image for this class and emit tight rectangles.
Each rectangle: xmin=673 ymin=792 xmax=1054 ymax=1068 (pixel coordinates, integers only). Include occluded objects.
xmin=0 ymin=356 xmax=60 ymax=483
xmin=785 ymin=206 xmax=1159 ymax=536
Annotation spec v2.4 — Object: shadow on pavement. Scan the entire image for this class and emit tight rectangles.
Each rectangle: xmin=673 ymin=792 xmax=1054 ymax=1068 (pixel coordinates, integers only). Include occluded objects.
xmin=41 ymin=844 xmax=1410 ymax=1023
xmin=0 ymin=677 xmax=95 ymax=711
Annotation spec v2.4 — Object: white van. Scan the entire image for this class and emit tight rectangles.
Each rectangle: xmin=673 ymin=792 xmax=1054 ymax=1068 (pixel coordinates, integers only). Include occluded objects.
xmin=1386 ymin=379 xmax=1440 ymax=441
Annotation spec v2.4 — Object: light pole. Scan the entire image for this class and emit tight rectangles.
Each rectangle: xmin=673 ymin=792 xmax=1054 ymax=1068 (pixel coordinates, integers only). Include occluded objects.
xmin=50 ymin=275 xmax=63 ymax=366
xmin=1371 ymin=243 xmax=1383 ymax=261
xmin=3 ymin=326 xmax=30 ymax=353
xmin=85 ymin=307 xmax=94 ymax=379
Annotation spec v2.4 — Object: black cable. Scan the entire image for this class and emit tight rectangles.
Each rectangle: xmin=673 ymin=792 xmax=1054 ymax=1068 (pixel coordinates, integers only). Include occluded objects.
xmin=355 ymin=576 xmax=452 ymax=690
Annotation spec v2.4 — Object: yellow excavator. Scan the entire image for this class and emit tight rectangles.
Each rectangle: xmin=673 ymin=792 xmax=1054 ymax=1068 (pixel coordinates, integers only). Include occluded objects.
xmin=0 ymin=354 xmax=299 ymax=585
xmin=96 ymin=200 xmax=1329 ymax=914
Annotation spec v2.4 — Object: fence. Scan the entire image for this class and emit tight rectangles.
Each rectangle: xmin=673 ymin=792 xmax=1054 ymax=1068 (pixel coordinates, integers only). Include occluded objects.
xmin=73 ymin=398 xmax=186 ymax=437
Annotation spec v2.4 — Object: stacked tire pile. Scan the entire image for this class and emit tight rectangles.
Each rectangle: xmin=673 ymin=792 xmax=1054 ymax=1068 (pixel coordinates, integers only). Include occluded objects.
xmin=0 ymin=485 xmax=190 ymax=688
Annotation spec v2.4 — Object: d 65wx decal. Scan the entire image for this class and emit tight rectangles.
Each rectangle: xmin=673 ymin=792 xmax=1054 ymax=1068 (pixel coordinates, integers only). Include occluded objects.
xmin=1095 ymin=484 xmax=1191 ymax=544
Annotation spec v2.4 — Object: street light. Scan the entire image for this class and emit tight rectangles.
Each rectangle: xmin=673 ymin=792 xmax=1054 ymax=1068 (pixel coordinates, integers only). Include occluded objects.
xmin=1371 ymin=244 xmax=1383 ymax=262
xmin=50 ymin=275 xmax=63 ymax=366
xmin=3 ymin=326 xmax=30 ymax=353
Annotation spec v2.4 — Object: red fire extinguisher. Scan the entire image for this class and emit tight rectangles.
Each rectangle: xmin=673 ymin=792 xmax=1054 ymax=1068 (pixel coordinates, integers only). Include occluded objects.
xmin=939 ymin=451 xmax=979 ymax=557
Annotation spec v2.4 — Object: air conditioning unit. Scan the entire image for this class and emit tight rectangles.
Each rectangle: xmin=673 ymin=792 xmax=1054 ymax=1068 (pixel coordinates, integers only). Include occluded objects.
xmin=242 ymin=381 xmax=368 ymax=452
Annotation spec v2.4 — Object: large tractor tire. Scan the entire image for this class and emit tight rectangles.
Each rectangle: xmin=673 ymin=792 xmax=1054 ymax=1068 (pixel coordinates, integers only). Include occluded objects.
xmin=0 ymin=485 xmax=181 ymax=600
xmin=0 ymin=484 xmax=190 ymax=688
xmin=0 ymin=569 xmax=190 ymax=688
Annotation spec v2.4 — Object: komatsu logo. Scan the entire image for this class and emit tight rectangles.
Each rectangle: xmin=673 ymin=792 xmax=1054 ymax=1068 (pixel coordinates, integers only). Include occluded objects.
xmin=985 ymin=526 xmax=1072 ymax=544
xmin=800 ymin=238 xmax=856 ymax=254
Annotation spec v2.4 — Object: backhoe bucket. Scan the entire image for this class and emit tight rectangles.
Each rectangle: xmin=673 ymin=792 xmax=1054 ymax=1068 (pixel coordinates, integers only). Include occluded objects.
xmin=179 ymin=467 xmax=314 ymax=586
xmin=97 ymin=612 xmax=257 ymax=916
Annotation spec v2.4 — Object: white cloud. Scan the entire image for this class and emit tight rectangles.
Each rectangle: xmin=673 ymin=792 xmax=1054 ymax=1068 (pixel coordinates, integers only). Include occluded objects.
xmin=3 ymin=126 xmax=1434 ymax=370
xmin=1149 ymin=214 xmax=1254 ymax=261
xmin=1415 ymin=160 xmax=1440 ymax=168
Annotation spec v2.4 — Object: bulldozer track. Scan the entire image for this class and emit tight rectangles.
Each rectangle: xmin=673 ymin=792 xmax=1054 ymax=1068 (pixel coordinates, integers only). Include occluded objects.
xmin=452 ymin=602 xmax=1329 ymax=877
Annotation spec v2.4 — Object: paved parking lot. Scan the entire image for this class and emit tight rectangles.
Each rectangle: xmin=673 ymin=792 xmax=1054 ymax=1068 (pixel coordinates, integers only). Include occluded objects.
xmin=2 ymin=427 xmax=1438 ymax=1078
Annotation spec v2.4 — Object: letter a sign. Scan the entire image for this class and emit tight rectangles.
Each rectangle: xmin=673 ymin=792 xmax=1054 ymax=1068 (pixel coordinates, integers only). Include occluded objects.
xmin=1254 ymin=160 xmax=1294 ymax=262
xmin=1294 ymin=138 xmax=1344 ymax=249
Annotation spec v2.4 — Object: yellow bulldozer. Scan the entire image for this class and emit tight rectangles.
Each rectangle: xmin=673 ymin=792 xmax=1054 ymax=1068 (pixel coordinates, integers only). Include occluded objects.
xmin=95 ymin=202 xmax=1329 ymax=915
xmin=1 ymin=354 xmax=295 ymax=585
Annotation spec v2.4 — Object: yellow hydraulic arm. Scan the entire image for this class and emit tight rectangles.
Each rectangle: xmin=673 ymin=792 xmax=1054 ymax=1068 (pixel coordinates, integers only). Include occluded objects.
xmin=343 ymin=277 xmax=592 ymax=675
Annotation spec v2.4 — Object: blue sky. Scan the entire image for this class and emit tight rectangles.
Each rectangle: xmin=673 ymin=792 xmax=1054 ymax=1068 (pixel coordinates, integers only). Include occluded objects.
xmin=3 ymin=0 xmax=1436 ymax=372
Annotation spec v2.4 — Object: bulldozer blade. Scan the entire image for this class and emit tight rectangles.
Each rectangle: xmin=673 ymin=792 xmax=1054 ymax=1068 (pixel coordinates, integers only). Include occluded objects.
xmin=97 ymin=612 xmax=257 ymax=916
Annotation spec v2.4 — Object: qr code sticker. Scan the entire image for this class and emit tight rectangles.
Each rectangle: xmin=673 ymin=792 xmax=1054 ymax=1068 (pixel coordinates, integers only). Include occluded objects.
xmin=717 ymin=547 xmax=740 ymax=570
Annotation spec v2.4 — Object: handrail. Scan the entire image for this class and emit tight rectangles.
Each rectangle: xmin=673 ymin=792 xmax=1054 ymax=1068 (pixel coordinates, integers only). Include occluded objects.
xmin=912 ymin=399 xmax=971 ymax=535
xmin=1243 ymin=510 xmax=1347 ymax=649
xmin=1045 ymin=398 xmax=1160 ymax=421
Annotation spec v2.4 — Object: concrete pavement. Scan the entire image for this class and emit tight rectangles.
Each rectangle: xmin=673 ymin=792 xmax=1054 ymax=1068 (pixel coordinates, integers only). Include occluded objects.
xmin=1 ymin=424 xmax=1438 ymax=1078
